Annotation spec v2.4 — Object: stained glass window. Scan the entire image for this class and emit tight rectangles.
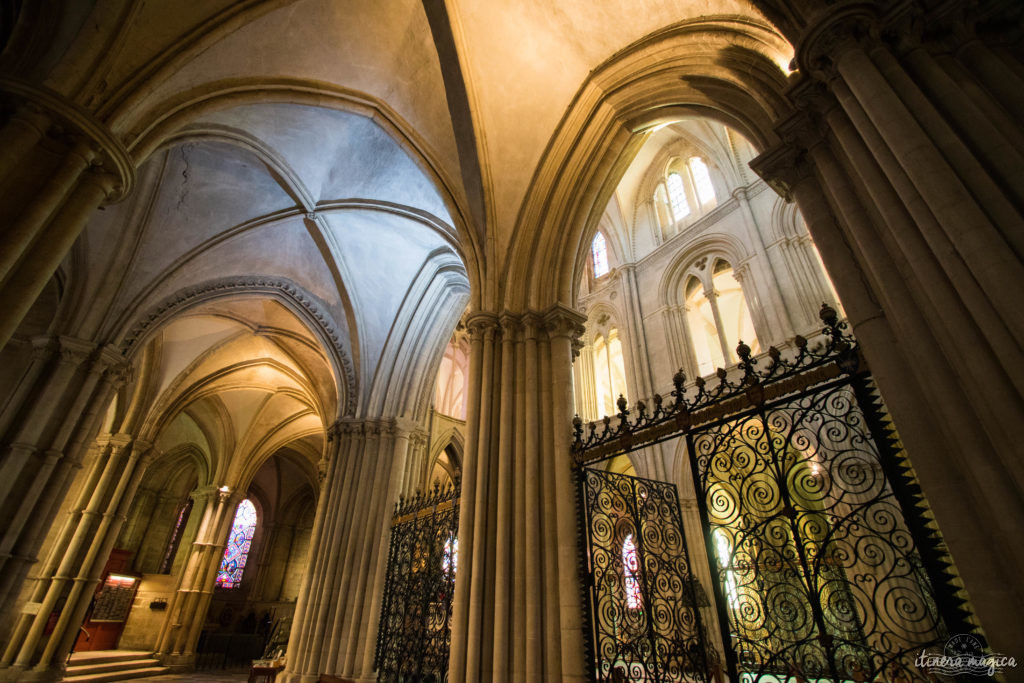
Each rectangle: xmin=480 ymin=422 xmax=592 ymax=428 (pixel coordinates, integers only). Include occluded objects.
xmin=159 ymin=498 xmax=192 ymax=574
xmin=591 ymin=232 xmax=610 ymax=277
xmin=623 ymin=533 xmax=641 ymax=609
xmin=216 ymin=499 xmax=256 ymax=588
xmin=442 ymin=534 xmax=458 ymax=575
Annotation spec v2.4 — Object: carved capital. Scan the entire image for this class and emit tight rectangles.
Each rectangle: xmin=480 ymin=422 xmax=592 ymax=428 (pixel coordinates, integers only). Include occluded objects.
xmin=749 ymin=141 xmax=813 ymax=202
xmin=56 ymin=336 xmax=96 ymax=366
xmin=498 ymin=311 xmax=522 ymax=342
xmin=29 ymin=335 xmax=58 ymax=362
xmin=520 ymin=312 xmax=544 ymax=341
xmin=543 ymin=303 xmax=586 ymax=341
xmin=796 ymin=3 xmax=878 ymax=81
xmin=465 ymin=312 xmax=499 ymax=342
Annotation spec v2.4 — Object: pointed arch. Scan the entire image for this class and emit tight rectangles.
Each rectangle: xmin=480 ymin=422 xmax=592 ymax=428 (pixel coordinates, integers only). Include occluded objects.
xmin=504 ymin=17 xmax=791 ymax=311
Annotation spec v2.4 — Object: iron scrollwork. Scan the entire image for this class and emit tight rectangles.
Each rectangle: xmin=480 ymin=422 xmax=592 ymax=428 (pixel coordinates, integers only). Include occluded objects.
xmin=572 ymin=304 xmax=979 ymax=682
xmin=580 ymin=467 xmax=715 ymax=682
xmin=374 ymin=481 xmax=460 ymax=683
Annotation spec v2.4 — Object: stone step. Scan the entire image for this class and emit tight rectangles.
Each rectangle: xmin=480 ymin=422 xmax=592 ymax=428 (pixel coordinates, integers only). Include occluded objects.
xmin=65 ymin=658 xmax=162 ymax=677
xmin=66 ymin=650 xmax=155 ymax=667
xmin=63 ymin=665 xmax=169 ymax=683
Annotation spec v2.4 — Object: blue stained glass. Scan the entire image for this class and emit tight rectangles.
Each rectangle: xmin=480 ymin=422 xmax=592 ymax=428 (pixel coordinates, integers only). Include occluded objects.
xmin=216 ymin=499 xmax=257 ymax=588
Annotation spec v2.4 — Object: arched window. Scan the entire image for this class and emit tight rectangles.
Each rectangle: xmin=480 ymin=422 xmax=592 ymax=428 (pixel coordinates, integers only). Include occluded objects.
xmin=216 ymin=498 xmax=257 ymax=589
xmin=593 ymin=329 xmax=627 ymax=416
xmin=434 ymin=338 xmax=469 ymax=420
xmin=666 ymin=172 xmax=690 ymax=221
xmin=685 ymin=260 xmax=759 ymax=376
xmin=158 ymin=498 xmax=192 ymax=574
xmin=659 ymin=156 xmax=718 ymax=233
xmin=623 ymin=533 xmax=641 ymax=609
xmin=591 ymin=232 xmax=610 ymax=278
xmin=688 ymin=156 xmax=716 ymax=207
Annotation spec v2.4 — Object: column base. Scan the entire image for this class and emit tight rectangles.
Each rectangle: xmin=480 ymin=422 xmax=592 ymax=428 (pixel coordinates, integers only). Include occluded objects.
xmin=155 ymin=652 xmax=196 ymax=670
xmin=276 ymin=672 xmax=321 ymax=683
xmin=0 ymin=663 xmax=62 ymax=682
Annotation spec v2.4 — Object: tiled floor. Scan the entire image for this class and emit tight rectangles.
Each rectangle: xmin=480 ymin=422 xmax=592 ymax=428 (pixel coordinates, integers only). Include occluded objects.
xmin=138 ymin=669 xmax=250 ymax=682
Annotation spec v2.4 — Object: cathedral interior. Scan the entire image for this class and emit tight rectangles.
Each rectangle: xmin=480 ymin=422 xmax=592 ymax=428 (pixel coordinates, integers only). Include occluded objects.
xmin=0 ymin=0 xmax=1022 ymax=681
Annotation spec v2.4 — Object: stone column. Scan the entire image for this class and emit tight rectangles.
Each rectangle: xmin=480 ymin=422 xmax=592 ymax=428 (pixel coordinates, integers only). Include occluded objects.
xmin=0 ymin=82 xmax=133 ymax=354
xmin=750 ymin=37 xmax=1024 ymax=650
xmin=618 ymin=265 xmax=653 ymax=400
xmin=0 ymin=139 xmax=96 ymax=286
xmin=0 ymin=106 xmax=51 ymax=185
xmin=448 ymin=306 xmax=587 ymax=683
xmin=154 ymin=486 xmax=238 ymax=668
xmin=731 ymin=186 xmax=797 ymax=339
xmin=281 ymin=418 xmax=411 ymax=683
xmin=0 ymin=166 xmax=118 ymax=349
xmin=0 ymin=435 xmax=151 ymax=681
xmin=0 ymin=339 xmax=126 ymax=644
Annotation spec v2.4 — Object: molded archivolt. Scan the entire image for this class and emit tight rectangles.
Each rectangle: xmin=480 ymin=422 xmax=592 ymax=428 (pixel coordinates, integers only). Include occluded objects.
xmin=504 ymin=17 xmax=792 ymax=312
xmin=657 ymin=234 xmax=753 ymax=309
xmin=121 ymin=277 xmax=355 ymax=418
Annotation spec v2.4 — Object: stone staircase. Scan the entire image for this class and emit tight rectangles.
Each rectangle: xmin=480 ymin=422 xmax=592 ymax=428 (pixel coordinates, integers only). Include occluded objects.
xmin=63 ymin=650 xmax=168 ymax=682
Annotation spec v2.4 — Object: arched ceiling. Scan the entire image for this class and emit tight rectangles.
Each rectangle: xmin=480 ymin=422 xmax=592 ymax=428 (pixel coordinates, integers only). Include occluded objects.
xmin=440 ymin=0 xmax=788 ymax=260
xmin=138 ymin=306 xmax=329 ymax=488
xmin=66 ymin=99 xmax=469 ymax=418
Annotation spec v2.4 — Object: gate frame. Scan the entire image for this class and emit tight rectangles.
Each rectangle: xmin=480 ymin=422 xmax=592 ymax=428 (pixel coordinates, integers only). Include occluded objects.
xmin=575 ymin=463 xmax=715 ymax=682
xmin=571 ymin=304 xmax=980 ymax=681
xmin=373 ymin=480 xmax=460 ymax=683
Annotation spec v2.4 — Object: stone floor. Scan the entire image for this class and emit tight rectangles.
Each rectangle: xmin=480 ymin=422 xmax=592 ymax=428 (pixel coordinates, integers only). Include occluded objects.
xmin=137 ymin=669 xmax=250 ymax=682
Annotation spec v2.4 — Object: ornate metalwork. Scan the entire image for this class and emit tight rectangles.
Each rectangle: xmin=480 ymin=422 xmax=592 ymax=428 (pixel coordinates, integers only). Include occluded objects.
xmin=689 ymin=380 xmax=946 ymax=681
xmin=572 ymin=305 xmax=860 ymax=465
xmin=374 ymin=481 xmax=460 ymax=683
xmin=579 ymin=467 xmax=715 ymax=682
xmin=572 ymin=304 xmax=979 ymax=682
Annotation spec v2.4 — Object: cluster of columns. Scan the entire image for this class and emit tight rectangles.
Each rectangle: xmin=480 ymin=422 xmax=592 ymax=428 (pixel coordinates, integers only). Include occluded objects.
xmin=281 ymin=418 xmax=417 ymax=683
xmin=0 ymin=85 xmax=130 ymax=350
xmin=154 ymin=486 xmax=242 ymax=667
xmin=0 ymin=337 xmax=127 ymax=650
xmin=0 ymin=434 xmax=151 ymax=681
xmin=750 ymin=2 xmax=1024 ymax=653
xmin=447 ymin=305 xmax=586 ymax=683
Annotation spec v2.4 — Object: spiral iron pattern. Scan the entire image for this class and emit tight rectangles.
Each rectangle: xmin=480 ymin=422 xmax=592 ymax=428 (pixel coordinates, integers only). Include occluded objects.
xmin=375 ymin=486 xmax=460 ymax=683
xmin=693 ymin=383 xmax=943 ymax=681
xmin=581 ymin=468 xmax=714 ymax=682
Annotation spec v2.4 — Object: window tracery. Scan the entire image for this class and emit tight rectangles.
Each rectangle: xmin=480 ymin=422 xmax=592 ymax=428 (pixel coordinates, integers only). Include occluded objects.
xmin=593 ymin=328 xmax=627 ymax=416
xmin=216 ymin=498 xmax=257 ymax=589
xmin=656 ymin=155 xmax=720 ymax=237
xmin=684 ymin=259 xmax=759 ymax=376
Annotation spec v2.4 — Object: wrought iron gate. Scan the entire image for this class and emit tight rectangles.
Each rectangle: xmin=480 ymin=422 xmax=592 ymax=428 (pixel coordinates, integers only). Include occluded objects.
xmin=374 ymin=482 xmax=460 ymax=683
xmin=573 ymin=306 xmax=978 ymax=682
xmin=578 ymin=467 xmax=715 ymax=682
